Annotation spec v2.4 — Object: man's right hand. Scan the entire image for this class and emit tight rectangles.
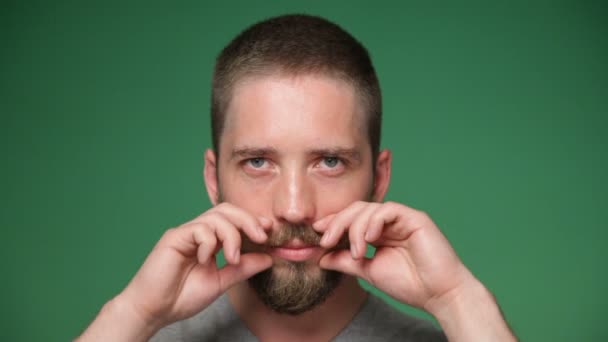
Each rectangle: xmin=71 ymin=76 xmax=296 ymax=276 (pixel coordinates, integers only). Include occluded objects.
xmin=76 ymin=203 xmax=273 ymax=342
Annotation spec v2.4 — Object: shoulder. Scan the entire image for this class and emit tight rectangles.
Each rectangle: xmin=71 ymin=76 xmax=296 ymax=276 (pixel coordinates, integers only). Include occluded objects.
xmin=336 ymin=293 xmax=448 ymax=342
xmin=149 ymin=294 xmax=255 ymax=342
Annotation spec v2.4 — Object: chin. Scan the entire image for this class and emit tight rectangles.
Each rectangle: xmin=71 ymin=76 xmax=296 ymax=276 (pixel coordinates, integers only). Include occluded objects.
xmin=248 ymin=260 xmax=343 ymax=315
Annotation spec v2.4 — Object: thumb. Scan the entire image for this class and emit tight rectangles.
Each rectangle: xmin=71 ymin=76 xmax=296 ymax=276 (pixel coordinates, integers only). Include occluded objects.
xmin=319 ymin=250 xmax=368 ymax=280
xmin=217 ymin=253 xmax=273 ymax=291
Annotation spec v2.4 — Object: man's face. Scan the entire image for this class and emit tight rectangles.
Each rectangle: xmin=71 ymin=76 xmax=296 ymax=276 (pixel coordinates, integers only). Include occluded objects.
xmin=216 ymin=73 xmax=375 ymax=314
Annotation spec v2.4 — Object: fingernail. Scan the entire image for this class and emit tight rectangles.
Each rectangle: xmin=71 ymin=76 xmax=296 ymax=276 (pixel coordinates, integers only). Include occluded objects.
xmin=233 ymin=250 xmax=240 ymax=263
xmin=257 ymin=226 xmax=266 ymax=239
xmin=351 ymin=243 xmax=358 ymax=259
xmin=320 ymin=232 xmax=331 ymax=246
xmin=364 ymin=230 xmax=371 ymax=241
xmin=259 ymin=217 xmax=271 ymax=227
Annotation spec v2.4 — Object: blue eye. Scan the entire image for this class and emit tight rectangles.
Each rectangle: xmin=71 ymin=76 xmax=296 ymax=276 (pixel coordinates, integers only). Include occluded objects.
xmin=322 ymin=157 xmax=340 ymax=168
xmin=248 ymin=157 xmax=266 ymax=168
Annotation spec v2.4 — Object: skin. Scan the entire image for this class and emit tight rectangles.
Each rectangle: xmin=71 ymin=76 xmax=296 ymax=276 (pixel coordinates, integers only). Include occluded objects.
xmin=76 ymin=74 xmax=517 ymax=342
xmin=208 ymin=74 xmax=389 ymax=341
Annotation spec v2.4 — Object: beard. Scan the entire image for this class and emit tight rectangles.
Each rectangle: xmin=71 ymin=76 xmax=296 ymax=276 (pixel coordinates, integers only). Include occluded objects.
xmin=215 ymin=189 xmax=352 ymax=315
xmin=245 ymin=222 xmax=347 ymax=315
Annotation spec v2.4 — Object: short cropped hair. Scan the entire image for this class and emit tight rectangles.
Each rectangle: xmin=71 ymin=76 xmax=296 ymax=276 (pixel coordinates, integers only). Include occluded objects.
xmin=211 ymin=14 xmax=382 ymax=163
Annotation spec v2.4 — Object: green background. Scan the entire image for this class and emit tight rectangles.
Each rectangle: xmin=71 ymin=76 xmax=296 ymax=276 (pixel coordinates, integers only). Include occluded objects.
xmin=2 ymin=1 xmax=606 ymax=341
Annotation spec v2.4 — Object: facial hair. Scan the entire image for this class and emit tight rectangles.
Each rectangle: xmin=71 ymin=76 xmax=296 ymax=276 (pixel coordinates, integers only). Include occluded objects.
xmin=247 ymin=223 xmax=347 ymax=315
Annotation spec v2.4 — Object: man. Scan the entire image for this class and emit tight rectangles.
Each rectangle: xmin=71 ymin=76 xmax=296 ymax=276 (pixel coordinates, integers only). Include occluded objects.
xmin=77 ymin=14 xmax=516 ymax=341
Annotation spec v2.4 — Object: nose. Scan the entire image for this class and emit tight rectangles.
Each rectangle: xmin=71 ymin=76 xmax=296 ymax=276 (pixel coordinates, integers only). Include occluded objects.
xmin=273 ymin=167 xmax=316 ymax=225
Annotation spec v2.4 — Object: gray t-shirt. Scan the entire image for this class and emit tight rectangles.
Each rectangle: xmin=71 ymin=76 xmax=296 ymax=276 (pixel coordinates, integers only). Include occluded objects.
xmin=150 ymin=293 xmax=447 ymax=341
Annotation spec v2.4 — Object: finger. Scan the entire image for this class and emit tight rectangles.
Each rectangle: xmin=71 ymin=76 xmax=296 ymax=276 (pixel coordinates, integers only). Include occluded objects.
xmin=364 ymin=204 xmax=389 ymax=243
xmin=213 ymin=203 xmax=268 ymax=243
xmin=320 ymin=201 xmax=368 ymax=249
xmin=348 ymin=203 xmax=379 ymax=259
xmin=159 ymin=224 xmax=216 ymax=258
xmin=204 ymin=213 xmax=242 ymax=265
xmin=188 ymin=203 xmax=267 ymax=243
xmin=191 ymin=224 xmax=218 ymax=265
xmin=312 ymin=214 xmax=336 ymax=232
xmin=217 ymin=253 xmax=273 ymax=292
xmin=258 ymin=216 xmax=273 ymax=229
xmin=368 ymin=202 xmax=424 ymax=241
xmin=319 ymin=250 xmax=369 ymax=280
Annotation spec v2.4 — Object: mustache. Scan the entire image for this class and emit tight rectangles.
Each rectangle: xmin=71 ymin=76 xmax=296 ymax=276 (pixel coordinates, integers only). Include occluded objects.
xmin=265 ymin=223 xmax=322 ymax=247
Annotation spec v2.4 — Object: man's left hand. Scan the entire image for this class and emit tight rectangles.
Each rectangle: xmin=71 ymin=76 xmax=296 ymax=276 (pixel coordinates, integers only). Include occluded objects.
xmin=314 ymin=201 xmax=518 ymax=341
xmin=313 ymin=201 xmax=474 ymax=311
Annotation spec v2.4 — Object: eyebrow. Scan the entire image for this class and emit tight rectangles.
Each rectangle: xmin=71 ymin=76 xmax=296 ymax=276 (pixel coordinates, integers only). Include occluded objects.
xmin=308 ymin=148 xmax=362 ymax=162
xmin=230 ymin=146 xmax=362 ymax=162
xmin=231 ymin=147 xmax=278 ymax=160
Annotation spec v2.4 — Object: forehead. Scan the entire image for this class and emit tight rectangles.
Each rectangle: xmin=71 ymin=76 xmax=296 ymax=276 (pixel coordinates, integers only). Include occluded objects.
xmin=221 ymin=74 xmax=367 ymax=155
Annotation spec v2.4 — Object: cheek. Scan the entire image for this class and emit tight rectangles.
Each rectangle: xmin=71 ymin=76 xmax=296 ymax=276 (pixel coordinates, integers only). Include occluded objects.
xmin=219 ymin=165 xmax=374 ymax=218
xmin=313 ymin=174 xmax=374 ymax=217
xmin=220 ymin=172 xmax=274 ymax=210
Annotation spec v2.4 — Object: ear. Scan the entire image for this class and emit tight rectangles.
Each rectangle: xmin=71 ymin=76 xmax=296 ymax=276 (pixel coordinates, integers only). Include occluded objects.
xmin=204 ymin=149 xmax=220 ymax=206
xmin=371 ymin=149 xmax=392 ymax=202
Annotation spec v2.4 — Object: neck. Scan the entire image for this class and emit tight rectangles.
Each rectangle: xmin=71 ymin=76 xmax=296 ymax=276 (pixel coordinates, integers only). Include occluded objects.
xmin=227 ymin=275 xmax=367 ymax=342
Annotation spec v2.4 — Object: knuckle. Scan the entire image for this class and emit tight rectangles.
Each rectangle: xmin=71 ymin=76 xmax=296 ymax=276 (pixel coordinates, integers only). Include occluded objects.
xmin=215 ymin=202 xmax=233 ymax=209
xmin=203 ymin=210 xmax=222 ymax=220
xmin=212 ymin=202 xmax=234 ymax=215
xmin=387 ymin=201 xmax=410 ymax=214
xmin=207 ymin=211 xmax=228 ymax=223
xmin=384 ymin=201 xmax=400 ymax=209
xmin=354 ymin=200 xmax=368 ymax=208
xmin=368 ymin=213 xmax=380 ymax=224
xmin=238 ymin=213 xmax=258 ymax=229
xmin=187 ymin=221 xmax=210 ymax=232
xmin=226 ymin=228 xmax=244 ymax=242
xmin=417 ymin=209 xmax=430 ymax=219
xmin=222 ymin=232 xmax=241 ymax=248
xmin=328 ymin=219 xmax=345 ymax=232
xmin=217 ymin=222 xmax=239 ymax=238
xmin=202 ymin=212 xmax=228 ymax=229
xmin=161 ymin=227 xmax=178 ymax=239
